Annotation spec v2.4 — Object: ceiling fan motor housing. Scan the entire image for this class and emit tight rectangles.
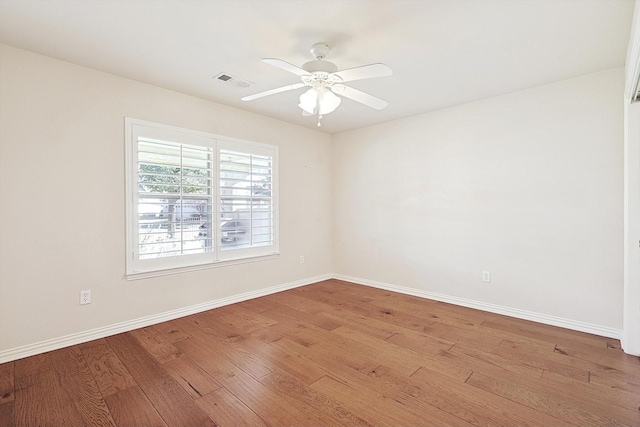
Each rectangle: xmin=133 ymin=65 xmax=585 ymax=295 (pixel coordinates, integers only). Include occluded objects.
xmin=302 ymin=60 xmax=338 ymax=73
xmin=304 ymin=43 xmax=338 ymax=74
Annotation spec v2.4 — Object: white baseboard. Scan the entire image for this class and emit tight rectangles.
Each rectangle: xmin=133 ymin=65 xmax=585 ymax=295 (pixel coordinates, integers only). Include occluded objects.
xmin=333 ymin=274 xmax=623 ymax=340
xmin=0 ymin=273 xmax=332 ymax=364
xmin=1 ymin=272 xmax=623 ymax=363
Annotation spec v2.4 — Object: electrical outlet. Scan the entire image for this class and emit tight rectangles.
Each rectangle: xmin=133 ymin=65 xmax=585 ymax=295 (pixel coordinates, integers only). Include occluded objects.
xmin=482 ymin=271 xmax=491 ymax=283
xmin=80 ymin=290 xmax=91 ymax=305
xmin=299 ymin=255 xmax=305 ymax=264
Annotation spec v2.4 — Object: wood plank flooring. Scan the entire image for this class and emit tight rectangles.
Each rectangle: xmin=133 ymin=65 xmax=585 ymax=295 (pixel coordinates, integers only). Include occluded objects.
xmin=1 ymin=279 xmax=638 ymax=426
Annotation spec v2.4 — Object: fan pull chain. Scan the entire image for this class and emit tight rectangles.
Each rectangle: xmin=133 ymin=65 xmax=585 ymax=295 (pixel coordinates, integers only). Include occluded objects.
xmin=317 ymin=114 xmax=323 ymax=127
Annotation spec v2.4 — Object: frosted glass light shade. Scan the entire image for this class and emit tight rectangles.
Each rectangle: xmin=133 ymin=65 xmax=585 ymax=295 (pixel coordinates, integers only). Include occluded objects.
xmin=299 ymin=87 xmax=342 ymax=115
xmin=298 ymin=88 xmax=317 ymax=114
xmin=318 ymin=90 xmax=341 ymax=115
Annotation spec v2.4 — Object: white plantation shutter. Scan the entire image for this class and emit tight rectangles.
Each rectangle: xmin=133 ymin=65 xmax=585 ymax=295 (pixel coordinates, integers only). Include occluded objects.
xmin=217 ymin=140 xmax=277 ymax=260
xmin=126 ymin=118 xmax=278 ymax=277
xmin=137 ymin=138 xmax=214 ymax=259
xmin=219 ymin=149 xmax=274 ymax=249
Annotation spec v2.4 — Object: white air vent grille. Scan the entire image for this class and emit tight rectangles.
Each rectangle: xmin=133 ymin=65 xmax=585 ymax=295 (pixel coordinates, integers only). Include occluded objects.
xmin=214 ymin=73 xmax=253 ymax=88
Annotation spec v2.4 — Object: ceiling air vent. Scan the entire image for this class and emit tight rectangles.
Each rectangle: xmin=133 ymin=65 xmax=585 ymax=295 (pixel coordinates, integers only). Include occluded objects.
xmin=214 ymin=72 xmax=253 ymax=88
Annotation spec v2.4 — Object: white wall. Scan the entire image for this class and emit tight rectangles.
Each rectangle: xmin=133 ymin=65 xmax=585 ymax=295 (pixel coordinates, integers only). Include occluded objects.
xmin=0 ymin=44 xmax=333 ymax=357
xmin=0 ymin=43 xmax=628 ymax=359
xmin=333 ymin=68 xmax=625 ymax=332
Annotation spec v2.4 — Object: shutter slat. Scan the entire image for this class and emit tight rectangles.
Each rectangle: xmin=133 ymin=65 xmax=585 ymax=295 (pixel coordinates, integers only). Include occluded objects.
xmin=137 ymin=139 xmax=214 ymax=260
xmin=219 ymin=148 xmax=274 ymax=250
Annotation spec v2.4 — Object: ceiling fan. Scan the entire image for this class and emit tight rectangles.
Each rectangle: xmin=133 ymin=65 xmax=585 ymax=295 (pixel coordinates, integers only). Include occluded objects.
xmin=241 ymin=43 xmax=392 ymax=126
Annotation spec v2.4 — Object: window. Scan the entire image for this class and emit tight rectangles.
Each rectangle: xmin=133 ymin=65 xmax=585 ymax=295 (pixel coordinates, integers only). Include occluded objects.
xmin=125 ymin=118 xmax=278 ymax=277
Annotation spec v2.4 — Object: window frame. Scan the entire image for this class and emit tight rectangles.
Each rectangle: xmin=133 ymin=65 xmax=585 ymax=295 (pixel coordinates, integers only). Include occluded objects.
xmin=125 ymin=118 xmax=279 ymax=279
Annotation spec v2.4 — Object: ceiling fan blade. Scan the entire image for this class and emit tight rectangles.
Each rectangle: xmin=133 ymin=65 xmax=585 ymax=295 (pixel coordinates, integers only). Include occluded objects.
xmin=262 ymin=58 xmax=309 ymax=76
xmin=241 ymin=83 xmax=306 ymax=101
xmin=331 ymin=85 xmax=388 ymax=110
xmin=332 ymin=63 xmax=392 ymax=83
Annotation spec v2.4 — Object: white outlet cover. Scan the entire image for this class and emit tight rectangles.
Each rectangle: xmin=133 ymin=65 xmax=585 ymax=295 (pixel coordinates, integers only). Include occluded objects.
xmin=80 ymin=290 xmax=91 ymax=304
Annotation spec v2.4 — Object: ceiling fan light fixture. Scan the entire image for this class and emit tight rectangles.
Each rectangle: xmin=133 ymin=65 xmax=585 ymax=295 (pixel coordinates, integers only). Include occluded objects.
xmin=299 ymin=86 xmax=342 ymax=116
xmin=318 ymin=89 xmax=341 ymax=115
xmin=298 ymin=88 xmax=317 ymax=114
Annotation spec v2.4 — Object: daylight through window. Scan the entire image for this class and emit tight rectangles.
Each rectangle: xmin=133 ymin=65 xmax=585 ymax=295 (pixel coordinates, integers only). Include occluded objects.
xmin=126 ymin=119 xmax=278 ymax=277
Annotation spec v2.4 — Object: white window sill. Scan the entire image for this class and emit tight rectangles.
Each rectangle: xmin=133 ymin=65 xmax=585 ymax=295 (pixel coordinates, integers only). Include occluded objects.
xmin=126 ymin=253 xmax=279 ymax=280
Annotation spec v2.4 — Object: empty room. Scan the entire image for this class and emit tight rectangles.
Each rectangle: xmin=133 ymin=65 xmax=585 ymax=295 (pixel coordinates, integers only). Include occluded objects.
xmin=1 ymin=0 xmax=639 ymax=426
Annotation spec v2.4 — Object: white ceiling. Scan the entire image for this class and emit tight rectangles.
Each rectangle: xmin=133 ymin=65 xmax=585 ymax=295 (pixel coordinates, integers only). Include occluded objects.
xmin=0 ymin=0 xmax=635 ymax=134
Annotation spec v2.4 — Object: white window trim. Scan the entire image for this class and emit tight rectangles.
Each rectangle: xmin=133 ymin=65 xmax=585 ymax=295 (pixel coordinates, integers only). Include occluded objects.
xmin=125 ymin=118 xmax=279 ymax=279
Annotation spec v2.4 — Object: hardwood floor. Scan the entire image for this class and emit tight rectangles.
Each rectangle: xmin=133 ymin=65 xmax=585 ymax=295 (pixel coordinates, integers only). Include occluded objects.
xmin=1 ymin=279 xmax=638 ymax=426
